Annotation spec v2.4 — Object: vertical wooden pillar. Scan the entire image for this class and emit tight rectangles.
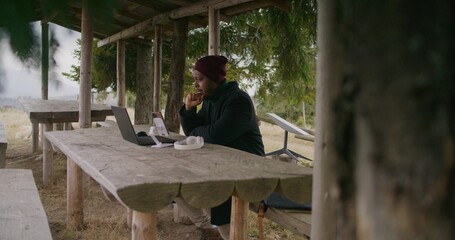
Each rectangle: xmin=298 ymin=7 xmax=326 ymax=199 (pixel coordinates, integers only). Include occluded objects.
xmin=39 ymin=125 xmax=44 ymax=151
xmin=132 ymin=211 xmax=157 ymax=240
xmin=71 ymin=1 xmax=92 ymax=229
xmin=127 ymin=208 xmax=133 ymax=228
xmin=40 ymin=21 xmax=49 ymax=156
xmin=32 ymin=122 xmax=39 ymax=152
xmin=208 ymin=6 xmax=220 ymax=55
xmin=67 ymin=157 xmax=84 ymax=229
xmin=153 ymin=25 xmax=162 ymax=112
xmin=229 ymin=196 xmax=248 ymax=240
xmin=312 ymin=0 xmax=340 ymax=238
xmin=42 ymin=123 xmax=53 ymax=187
xmin=314 ymin=0 xmax=455 ymax=239
xmin=53 ymin=123 xmax=63 ymax=131
xmin=79 ymin=0 xmax=93 ymax=129
xmin=64 ymin=123 xmax=73 ymax=130
xmin=41 ymin=21 xmax=49 ymax=100
xmin=117 ymin=40 xmax=126 ymax=107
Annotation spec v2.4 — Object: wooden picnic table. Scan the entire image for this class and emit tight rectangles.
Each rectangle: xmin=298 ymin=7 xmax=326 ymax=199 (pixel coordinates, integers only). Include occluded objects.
xmin=45 ymin=125 xmax=312 ymax=240
xmin=20 ymin=99 xmax=113 ymax=186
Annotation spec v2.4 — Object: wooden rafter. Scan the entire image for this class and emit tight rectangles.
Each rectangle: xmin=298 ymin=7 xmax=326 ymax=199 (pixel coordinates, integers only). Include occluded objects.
xmin=98 ymin=0 xmax=254 ymax=47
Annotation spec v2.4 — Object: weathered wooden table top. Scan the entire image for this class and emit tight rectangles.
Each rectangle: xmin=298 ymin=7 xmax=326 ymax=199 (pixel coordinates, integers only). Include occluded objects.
xmin=45 ymin=126 xmax=312 ymax=213
xmin=20 ymin=99 xmax=113 ymax=122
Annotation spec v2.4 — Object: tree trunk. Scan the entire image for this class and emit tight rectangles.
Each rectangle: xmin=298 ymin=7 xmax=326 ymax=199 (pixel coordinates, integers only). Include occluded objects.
xmin=135 ymin=44 xmax=153 ymax=125
xmin=165 ymin=17 xmax=189 ymax=133
xmin=313 ymin=0 xmax=455 ymax=239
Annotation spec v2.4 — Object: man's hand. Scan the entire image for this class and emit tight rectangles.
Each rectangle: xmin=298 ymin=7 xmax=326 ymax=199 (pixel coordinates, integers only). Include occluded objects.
xmin=185 ymin=93 xmax=204 ymax=111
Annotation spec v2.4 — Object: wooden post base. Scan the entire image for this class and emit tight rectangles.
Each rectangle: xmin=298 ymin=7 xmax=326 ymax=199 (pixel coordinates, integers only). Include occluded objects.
xmin=67 ymin=158 xmax=84 ymax=230
xmin=132 ymin=211 xmax=157 ymax=240
xmin=230 ymin=196 xmax=248 ymax=240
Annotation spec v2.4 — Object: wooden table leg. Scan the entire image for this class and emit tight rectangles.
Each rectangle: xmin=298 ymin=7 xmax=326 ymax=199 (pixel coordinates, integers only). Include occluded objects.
xmin=132 ymin=211 xmax=157 ymax=240
xmin=53 ymin=123 xmax=64 ymax=131
xmin=64 ymin=123 xmax=73 ymax=130
xmin=127 ymin=208 xmax=133 ymax=228
xmin=43 ymin=123 xmax=53 ymax=187
xmin=39 ymin=123 xmax=44 ymax=149
xmin=229 ymin=196 xmax=248 ymax=240
xmin=32 ymin=122 xmax=39 ymax=153
xmin=67 ymin=157 xmax=84 ymax=230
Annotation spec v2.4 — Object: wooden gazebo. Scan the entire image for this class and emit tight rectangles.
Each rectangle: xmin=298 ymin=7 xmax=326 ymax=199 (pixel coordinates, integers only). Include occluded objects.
xmin=33 ymin=0 xmax=291 ymax=112
xmin=4 ymin=0 xmax=453 ymax=239
xmin=27 ymin=1 xmax=298 ymax=239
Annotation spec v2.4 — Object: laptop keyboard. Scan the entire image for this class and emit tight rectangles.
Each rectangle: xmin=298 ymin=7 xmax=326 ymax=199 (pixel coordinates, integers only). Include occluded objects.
xmin=137 ymin=135 xmax=175 ymax=145
xmin=154 ymin=135 xmax=176 ymax=143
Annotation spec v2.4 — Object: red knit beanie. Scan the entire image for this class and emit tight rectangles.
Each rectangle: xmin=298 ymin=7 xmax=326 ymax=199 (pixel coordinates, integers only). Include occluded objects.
xmin=194 ymin=55 xmax=228 ymax=84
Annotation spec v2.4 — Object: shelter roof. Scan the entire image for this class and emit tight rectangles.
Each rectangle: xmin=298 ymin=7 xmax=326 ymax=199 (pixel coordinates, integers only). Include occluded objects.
xmin=27 ymin=0 xmax=290 ymax=46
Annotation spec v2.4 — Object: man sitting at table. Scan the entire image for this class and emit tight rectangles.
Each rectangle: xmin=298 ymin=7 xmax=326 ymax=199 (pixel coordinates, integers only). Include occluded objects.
xmin=177 ymin=55 xmax=265 ymax=240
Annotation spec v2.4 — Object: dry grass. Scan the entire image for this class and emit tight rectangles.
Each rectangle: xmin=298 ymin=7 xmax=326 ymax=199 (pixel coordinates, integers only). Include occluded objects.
xmin=0 ymin=107 xmax=312 ymax=240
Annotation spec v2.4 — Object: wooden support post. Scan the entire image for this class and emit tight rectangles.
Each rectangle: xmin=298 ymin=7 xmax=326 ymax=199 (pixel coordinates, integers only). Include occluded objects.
xmin=53 ymin=123 xmax=63 ymax=131
xmin=0 ymin=121 xmax=6 ymax=168
xmin=41 ymin=21 xmax=49 ymax=100
xmin=83 ymin=172 xmax=91 ymax=197
xmin=42 ymin=123 xmax=53 ymax=187
xmin=64 ymin=123 xmax=73 ymax=130
xmin=117 ymin=40 xmax=126 ymax=107
xmin=208 ymin=6 xmax=220 ymax=55
xmin=132 ymin=211 xmax=157 ymax=240
xmin=127 ymin=208 xmax=133 ymax=228
xmin=67 ymin=157 xmax=84 ymax=229
xmin=68 ymin=1 xmax=90 ymax=229
xmin=79 ymin=0 xmax=93 ymax=129
xmin=229 ymin=196 xmax=248 ymax=240
xmin=32 ymin=122 xmax=39 ymax=152
xmin=39 ymin=123 xmax=44 ymax=150
xmin=153 ymin=25 xmax=162 ymax=112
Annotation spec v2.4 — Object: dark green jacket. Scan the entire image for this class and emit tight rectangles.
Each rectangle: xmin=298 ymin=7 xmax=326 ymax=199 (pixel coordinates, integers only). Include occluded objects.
xmin=179 ymin=81 xmax=265 ymax=225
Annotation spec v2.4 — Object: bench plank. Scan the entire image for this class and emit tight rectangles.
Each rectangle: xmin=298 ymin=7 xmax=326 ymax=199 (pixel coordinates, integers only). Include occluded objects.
xmin=250 ymin=203 xmax=311 ymax=238
xmin=0 ymin=169 xmax=52 ymax=240
xmin=0 ymin=120 xmax=7 ymax=168
xmin=268 ymin=209 xmax=311 ymax=237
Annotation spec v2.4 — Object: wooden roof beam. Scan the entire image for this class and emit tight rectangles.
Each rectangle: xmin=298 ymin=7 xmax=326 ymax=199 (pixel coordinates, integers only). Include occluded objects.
xmin=222 ymin=0 xmax=272 ymax=16
xmin=222 ymin=0 xmax=291 ymax=16
xmin=269 ymin=0 xmax=292 ymax=13
xmin=116 ymin=9 xmax=147 ymax=21
xmin=166 ymin=0 xmax=192 ymax=7
xmin=128 ymin=0 xmax=161 ymax=12
xmin=98 ymin=0 xmax=254 ymax=47
xmin=97 ymin=18 xmax=156 ymax=47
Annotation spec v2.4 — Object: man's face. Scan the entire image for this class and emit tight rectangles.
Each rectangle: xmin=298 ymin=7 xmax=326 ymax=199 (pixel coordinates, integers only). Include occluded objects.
xmin=192 ymin=70 xmax=219 ymax=98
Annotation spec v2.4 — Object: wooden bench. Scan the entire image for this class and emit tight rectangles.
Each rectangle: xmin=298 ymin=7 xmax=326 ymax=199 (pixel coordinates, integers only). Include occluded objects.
xmin=250 ymin=203 xmax=311 ymax=238
xmin=0 ymin=169 xmax=53 ymax=240
xmin=249 ymin=156 xmax=312 ymax=238
xmin=0 ymin=120 xmax=7 ymax=168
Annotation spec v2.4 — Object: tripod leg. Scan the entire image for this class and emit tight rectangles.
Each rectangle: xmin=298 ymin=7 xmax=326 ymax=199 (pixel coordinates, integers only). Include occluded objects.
xmin=289 ymin=149 xmax=312 ymax=161
xmin=265 ymin=148 xmax=286 ymax=157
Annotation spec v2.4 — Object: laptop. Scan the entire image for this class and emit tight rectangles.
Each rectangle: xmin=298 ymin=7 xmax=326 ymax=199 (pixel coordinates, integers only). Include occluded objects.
xmin=111 ymin=106 xmax=177 ymax=146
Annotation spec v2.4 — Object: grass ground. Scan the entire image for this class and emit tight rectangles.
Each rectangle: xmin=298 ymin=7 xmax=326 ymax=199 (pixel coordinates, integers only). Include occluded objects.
xmin=0 ymin=106 xmax=312 ymax=240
